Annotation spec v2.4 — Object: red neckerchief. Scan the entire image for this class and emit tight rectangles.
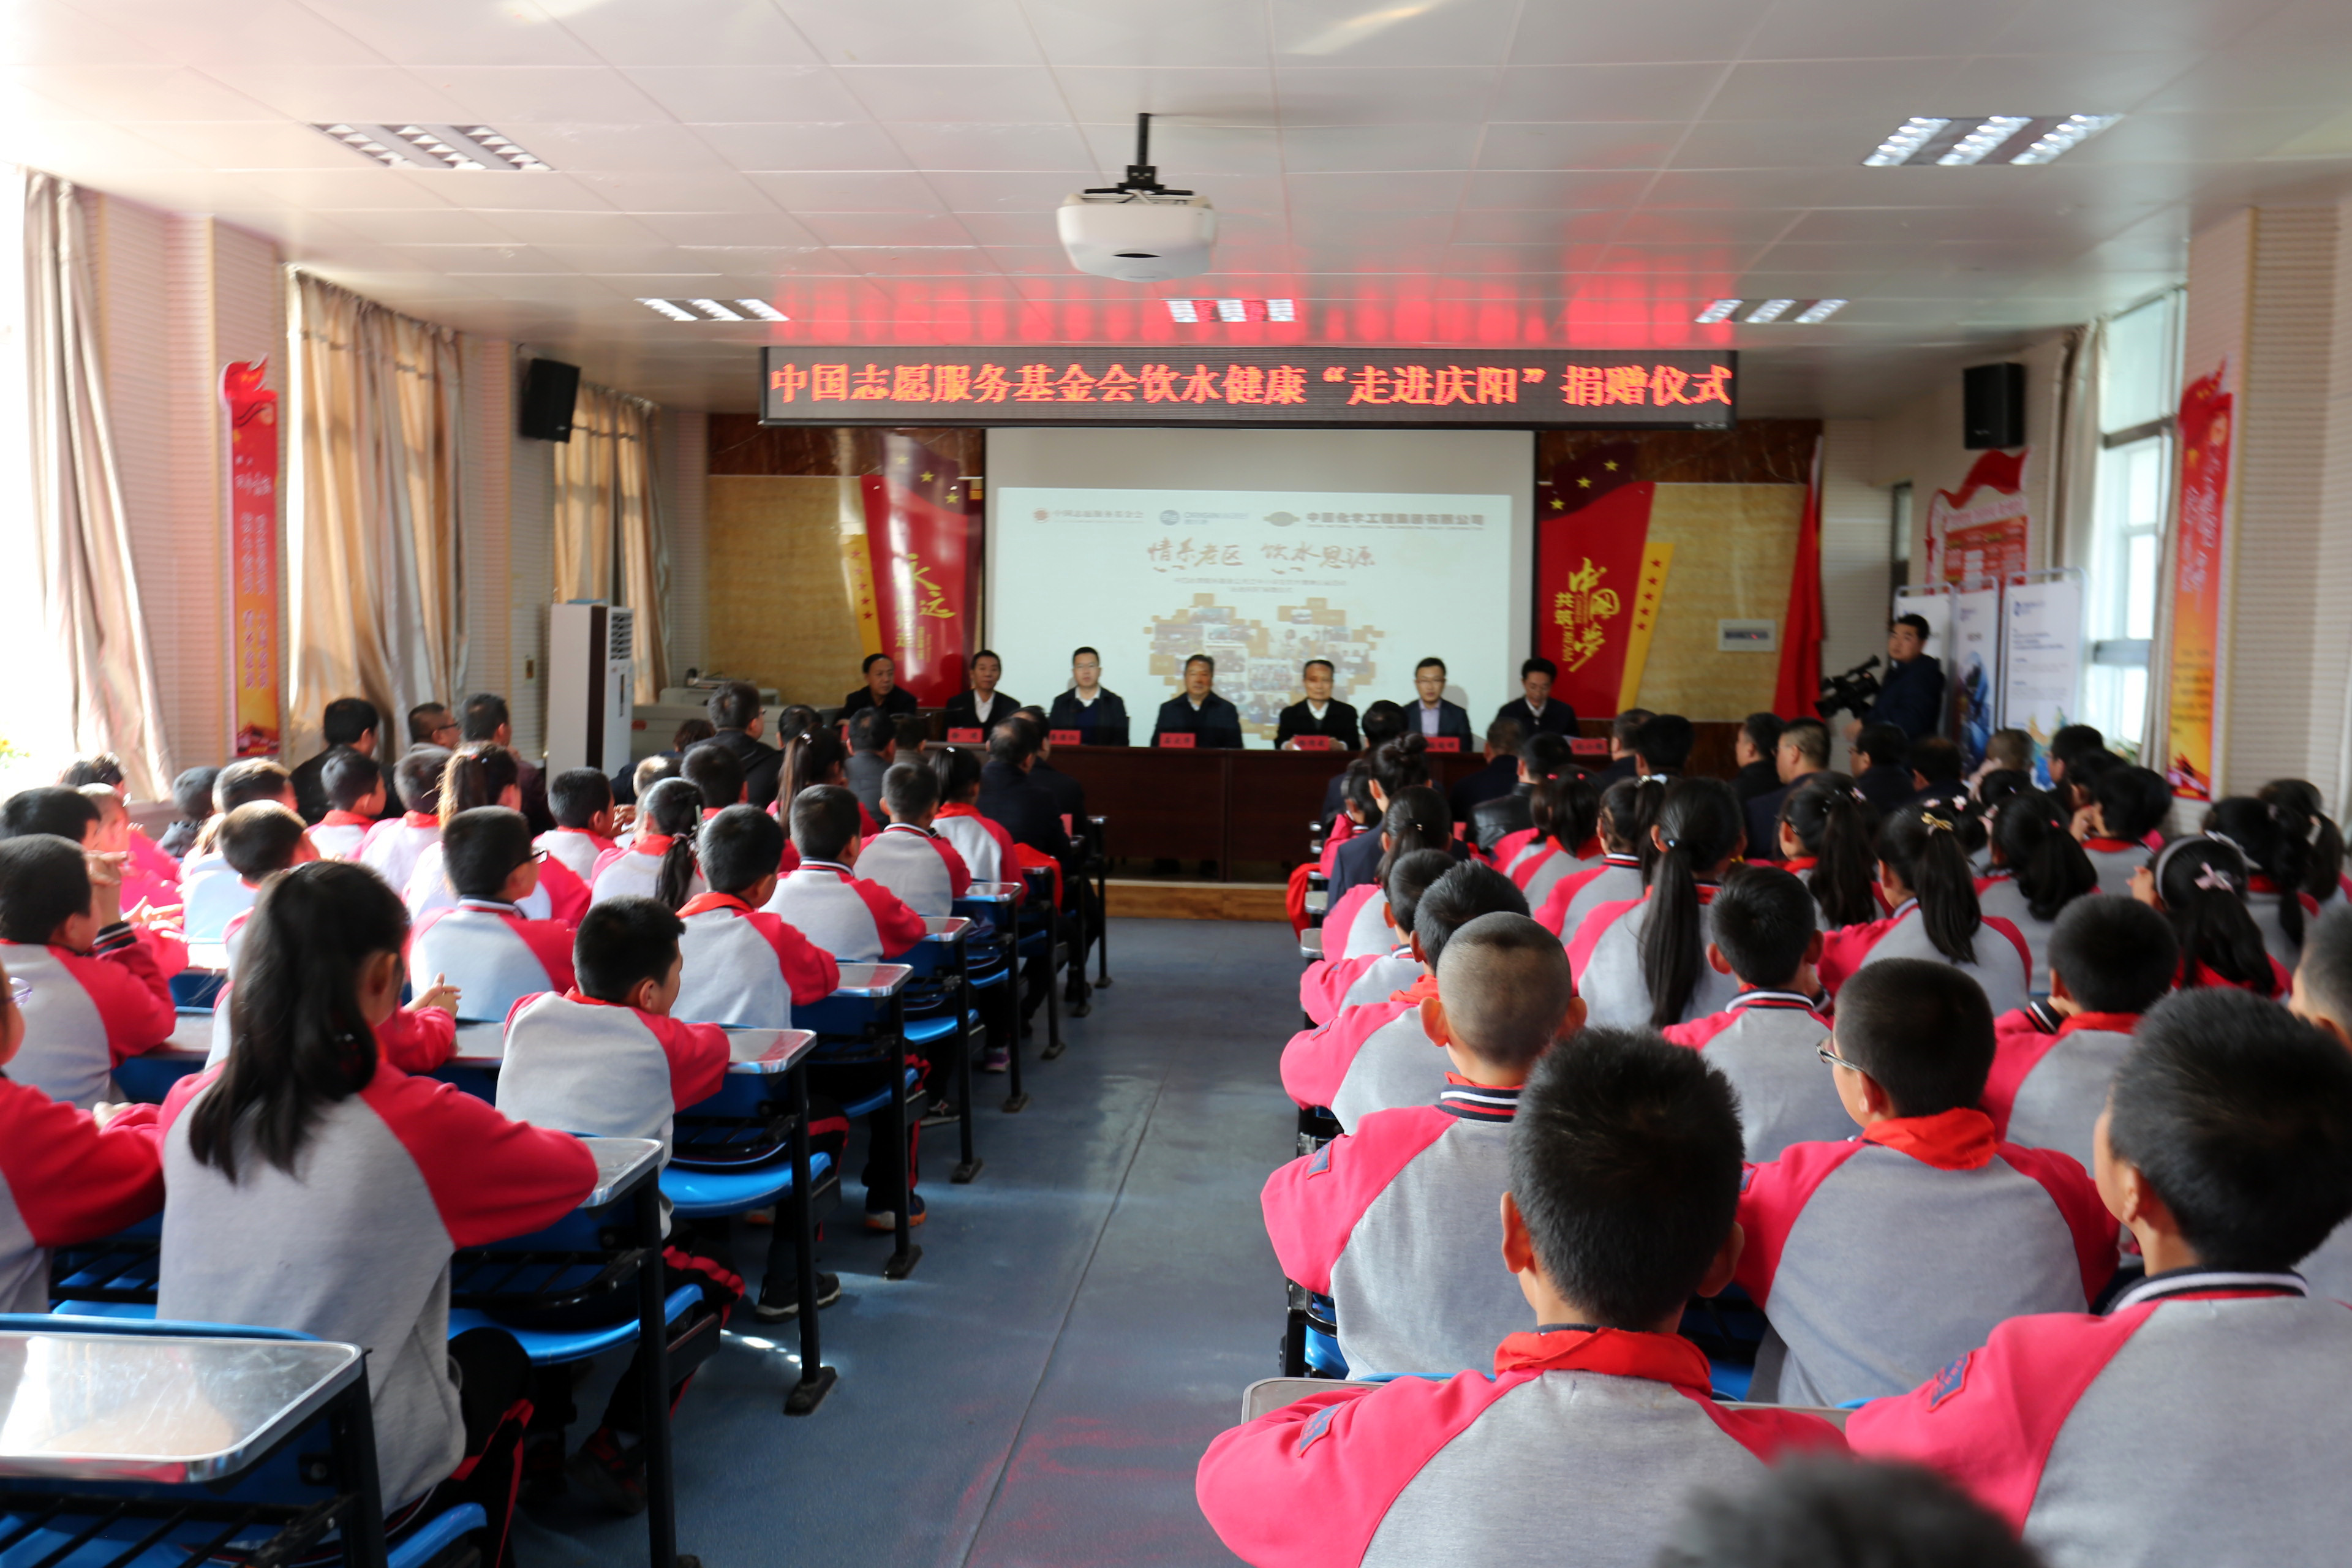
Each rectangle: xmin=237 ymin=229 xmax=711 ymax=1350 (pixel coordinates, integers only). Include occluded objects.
xmin=2059 ymin=1011 xmax=2140 ymax=1038
xmin=2248 ymin=875 xmax=2286 ymax=895
xmin=676 ymin=891 xmax=750 ymax=918
xmin=1782 ymin=856 xmax=1819 ymax=873
xmin=2084 ymin=837 xmax=2138 ymax=853
xmin=1861 ymin=1107 xmax=1998 ymax=1170
xmin=1491 ymin=1325 xmax=1713 ymax=1391
xmin=402 ymin=811 xmax=436 ymax=829
xmin=1390 ymin=972 xmax=1440 ymax=1006
xmin=321 ymin=810 xmax=374 ymax=828
xmin=631 ymin=833 xmax=674 ymax=858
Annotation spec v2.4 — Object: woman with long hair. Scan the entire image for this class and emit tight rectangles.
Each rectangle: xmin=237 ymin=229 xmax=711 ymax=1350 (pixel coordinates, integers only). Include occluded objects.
xmin=1819 ymin=803 xmax=2033 ymax=1016
xmin=1566 ymin=777 xmax=1747 ymax=1030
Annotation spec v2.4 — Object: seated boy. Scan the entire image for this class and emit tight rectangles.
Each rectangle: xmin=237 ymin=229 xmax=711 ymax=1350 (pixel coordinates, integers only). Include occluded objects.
xmin=1300 ymin=848 xmax=1452 ymax=1027
xmin=0 ymin=834 xmax=178 ymax=1108
xmin=761 ymin=785 xmax=925 ymax=964
xmin=1263 ymin=912 xmax=1582 ymax=1374
xmin=2288 ymin=903 xmax=2352 ymax=1300
xmin=1663 ymin=865 xmax=1847 ymax=1162
xmin=495 ymin=897 xmax=744 ymax=1513
xmin=1731 ymin=960 xmax=2116 ymax=1406
xmin=179 ymin=762 xmax=298 ymax=933
xmin=1203 ymin=1028 xmax=1845 ymax=1566
xmin=1850 ymin=987 xmax=2352 ymax=1566
xmin=306 ymin=750 xmax=385 ymax=862
xmin=536 ymin=767 xmax=620 ymax=886
xmin=672 ymin=805 xmax=840 ymax=1028
xmin=1281 ymin=860 xmax=1531 ymax=1129
xmin=856 ymin=761 xmax=973 ymax=918
xmin=78 ymin=785 xmax=179 ymax=917
xmin=411 ymin=807 xmax=577 ymax=1020
xmin=156 ymin=765 xmax=219 ymax=861
xmin=360 ymin=747 xmax=450 ymax=895
xmin=1982 ymin=896 xmax=2177 ymax=1169
xmin=680 ymin=742 xmax=746 ymax=815
xmin=1532 ymin=779 xmax=1645 ymax=937
xmin=2081 ymin=764 xmax=2171 ymax=895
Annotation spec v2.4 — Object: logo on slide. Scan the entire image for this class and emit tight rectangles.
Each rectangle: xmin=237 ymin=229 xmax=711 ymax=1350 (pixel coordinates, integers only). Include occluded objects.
xmin=1160 ymin=509 xmax=1181 ymax=526
xmin=1264 ymin=511 xmax=1299 ymax=527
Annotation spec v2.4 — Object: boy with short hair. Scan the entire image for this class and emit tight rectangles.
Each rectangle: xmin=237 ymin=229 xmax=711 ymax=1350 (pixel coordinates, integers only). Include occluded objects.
xmin=0 ymin=835 xmax=178 ymax=1107
xmin=1633 ymin=712 xmax=1696 ymax=777
xmin=671 ymin=806 xmax=840 ymax=1031
xmin=411 ymin=807 xmax=577 ymax=1020
xmin=1850 ymin=987 xmax=2352 ymax=1566
xmin=1663 ymin=865 xmax=1845 ymax=1162
xmin=1204 ymin=1028 xmax=1845 ymax=1566
xmin=680 ymin=742 xmax=745 ymax=815
xmin=855 ymin=762 xmax=973 ymax=918
xmin=1731 ymin=959 xmax=2116 ymax=1406
xmin=1264 ymin=913 xmax=1584 ymax=1374
xmin=1850 ymin=723 xmax=1913 ymax=813
xmin=1300 ymin=848 xmax=1453 ymax=1026
xmin=360 ymin=747 xmax=450 ymax=895
xmin=218 ymin=802 xmax=316 ymax=889
xmin=1905 ymin=736 xmax=1970 ymax=815
xmin=761 ymin=785 xmax=925 ymax=963
xmin=537 ymin=767 xmax=620 ymax=885
xmin=307 ymin=750 xmax=386 ymax=861
xmin=1982 ymin=896 xmax=2177 ymax=1169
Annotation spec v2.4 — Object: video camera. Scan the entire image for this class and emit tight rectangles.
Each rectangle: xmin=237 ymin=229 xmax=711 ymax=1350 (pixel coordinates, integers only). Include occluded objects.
xmin=1818 ymin=657 xmax=1882 ymax=722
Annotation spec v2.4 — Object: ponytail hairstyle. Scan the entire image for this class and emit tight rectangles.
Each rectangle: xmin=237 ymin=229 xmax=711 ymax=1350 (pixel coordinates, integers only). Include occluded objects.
xmin=1879 ymin=805 xmax=1983 ymax=964
xmin=189 ymin=862 xmax=408 ymax=1179
xmin=2097 ymin=765 xmax=2174 ymax=846
xmin=438 ymin=743 xmax=521 ymax=826
xmin=1990 ymin=787 xmax=2098 ymax=922
xmin=1370 ymin=736 xmax=1432 ymax=804
xmin=2206 ymin=795 xmax=2312 ymax=948
xmin=2152 ymin=835 xmax=2275 ymax=995
xmin=1597 ymin=778 xmax=1644 ymax=855
xmin=638 ymin=777 xmax=704 ymax=911
xmin=1638 ymin=777 xmax=1746 ymax=1028
xmin=1781 ymin=771 xmax=1882 ymax=927
xmin=781 ymin=727 xmax=850 ymax=811
xmin=1539 ymin=772 xmax=1600 ymax=856
xmin=1374 ymin=785 xmax=1452 ymax=886
xmin=1630 ymin=774 xmax=1672 ymax=881
xmin=2260 ymin=779 xmax=2344 ymax=904
xmin=1340 ymin=759 xmax=1380 ymax=823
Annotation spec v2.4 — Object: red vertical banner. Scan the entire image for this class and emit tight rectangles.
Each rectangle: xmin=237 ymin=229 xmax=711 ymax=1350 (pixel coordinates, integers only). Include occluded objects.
xmin=858 ymin=435 xmax=979 ymax=706
xmin=2166 ymin=368 xmax=2231 ymax=801
xmin=1534 ymin=480 xmax=1657 ymax=718
xmin=222 ymin=361 xmax=281 ymax=757
xmin=1773 ymin=437 xmax=1825 ymax=717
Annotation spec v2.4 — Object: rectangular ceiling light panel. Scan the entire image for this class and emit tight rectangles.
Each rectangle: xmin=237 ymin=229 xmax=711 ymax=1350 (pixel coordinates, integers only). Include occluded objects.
xmin=314 ymin=123 xmax=552 ymax=171
xmin=1863 ymin=114 xmax=2117 ymax=167
xmin=1694 ymin=299 xmax=1742 ymax=323
xmin=1164 ymin=298 xmax=1297 ymax=323
xmin=638 ymin=298 xmax=791 ymax=322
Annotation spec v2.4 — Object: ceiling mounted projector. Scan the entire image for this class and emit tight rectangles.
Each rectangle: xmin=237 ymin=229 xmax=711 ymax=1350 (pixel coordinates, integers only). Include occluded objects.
xmin=1059 ymin=113 xmax=1217 ymax=283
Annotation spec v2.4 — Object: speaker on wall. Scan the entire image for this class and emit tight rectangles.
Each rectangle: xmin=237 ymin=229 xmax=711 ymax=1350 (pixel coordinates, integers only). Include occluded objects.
xmin=1963 ymin=361 xmax=2025 ymax=450
xmin=519 ymin=357 xmax=581 ymax=442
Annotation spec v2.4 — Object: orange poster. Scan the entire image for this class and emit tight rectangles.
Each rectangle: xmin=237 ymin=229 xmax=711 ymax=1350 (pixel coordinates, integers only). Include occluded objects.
xmin=2166 ymin=369 xmax=2231 ymax=801
xmin=222 ymin=361 xmax=281 ymax=757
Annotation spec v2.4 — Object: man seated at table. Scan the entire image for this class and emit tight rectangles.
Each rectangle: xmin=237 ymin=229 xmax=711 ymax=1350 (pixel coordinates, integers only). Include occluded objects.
xmin=1403 ymin=657 xmax=1474 ymax=742
xmin=1275 ymin=659 xmax=1360 ymax=750
xmin=842 ymin=652 xmax=919 ymax=720
xmin=943 ymin=649 xmax=1020 ymax=738
xmin=1493 ymin=656 xmax=1577 ymax=739
xmin=1150 ymin=655 xmax=1244 ymax=749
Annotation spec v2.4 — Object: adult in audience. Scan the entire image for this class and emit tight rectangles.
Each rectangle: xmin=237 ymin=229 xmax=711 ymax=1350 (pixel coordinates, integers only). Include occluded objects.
xmin=1324 ymin=700 xmax=1406 ymax=823
xmin=1493 ymin=655 xmax=1577 ymax=739
xmin=1733 ymin=712 xmax=1784 ymax=804
xmin=1046 ymin=646 xmax=1130 ymax=747
xmin=1274 ymin=659 xmax=1360 ymax=750
xmin=289 ymin=698 xmax=385 ymax=824
xmin=1448 ymin=716 xmax=1526 ymax=821
xmin=407 ymin=702 xmax=460 ymax=751
xmin=1746 ymin=717 xmax=1830 ymax=863
xmin=461 ymin=692 xmax=551 ymax=834
xmin=1847 ymin=613 xmax=1945 ymax=742
xmin=1401 ymin=657 xmax=1473 ymax=742
xmin=943 ymin=649 xmax=1020 ymax=737
xmin=700 ymin=679 xmax=782 ymax=809
xmin=1015 ymin=707 xmax=1086 ymax=827
xmin=842 ymin=652 xmax=919 ymax=719
xmin=979 ymin=720 xmax=1091 ymax=1006
xmin=845 ymin=708 xmax=897 ymax=824
xmin=1588 ymin=708 xmax=1653 ymax=789
xmin=1851 ymin=723 xmax=1916 ymax=814
xmin=1150 ymin=655 xmax=1243 ymax=748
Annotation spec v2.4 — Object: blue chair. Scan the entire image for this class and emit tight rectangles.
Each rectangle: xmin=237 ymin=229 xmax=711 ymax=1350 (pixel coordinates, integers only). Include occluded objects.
xmin=1282 ymin=1284 xmax=1347 ymax=1379
xmin=1014 ymin=865 xmax=1068 ymax=1062
xmin=798 ymin=966 xmax=921 ymax=1281
xmin=954 ymin=884 xmax=1027 ymax=1113
xmin=111 ymin=1050 xmax=205 ymax=1106
xmin=902 ymin=916 xmax=984 ymax=1184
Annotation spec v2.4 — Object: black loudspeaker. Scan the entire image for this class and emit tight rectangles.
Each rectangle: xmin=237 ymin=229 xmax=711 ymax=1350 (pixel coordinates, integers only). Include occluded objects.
xmin=519 ymin=357 xmax=581 ymax=442
xmin=1963 ymin=362 xmax=2025 ymax=450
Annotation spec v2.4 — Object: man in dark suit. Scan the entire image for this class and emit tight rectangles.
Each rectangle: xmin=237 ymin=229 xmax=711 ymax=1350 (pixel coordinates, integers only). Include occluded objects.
xmin=1587 ymin=709 xmax=1653 ymax=790
xmin=1274 ymin=658 xmax=1360 ymax=750
xmin=1847 ymin=614 xmax=1945 ymax=742
xmin=290 ymin=697 xmax=385 ymax=824
xmin=701 ymin=679 xmax=785 ymax=810
xmin=978 ymin=720 xmax=1092 ymax=1009
xmin=1402 ymin=657 xmax=1474 ymax=743
xmin=1014 ymin=707 xmax=1086 ymax=826
xmin=842 ymin=652 xmax=920 ymax=720
xmin=1491 ymin=657 xmax=1578 ymax=741
xmin=941 ymin=649 xmax=1020 ymax=737
xmin=1733 ymin=712 xmax=1784 ymax=805
xmin=1851 ymin=723 xmax=1917 ymax=814
xmin=1469 ymin=731 xmax=1575 ymax=854
xmin=1746 ymin=717 xmax=1829 ymax=862
xmin=1448 ymin=716 xmax=1527 ymax=823
xmin=1150 ymin=654 xmax=1245 ymax=748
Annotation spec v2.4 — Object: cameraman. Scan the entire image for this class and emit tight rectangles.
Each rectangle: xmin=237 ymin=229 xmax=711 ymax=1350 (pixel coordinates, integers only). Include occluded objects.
xmin=1842 ymin=613 xmax=1945 ymax=744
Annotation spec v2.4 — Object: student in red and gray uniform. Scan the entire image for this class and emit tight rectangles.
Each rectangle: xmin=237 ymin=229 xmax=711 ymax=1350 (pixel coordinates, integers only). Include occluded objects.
xmin=157 ymin=862 xmax=597 ymax=1560
xmin=2286 ymin=905 xmax=2352 ymax=1300
xmin=359 ymin=747 xmax=451 ymax=899
xmin=1850 ymin=987 xmax=2352 ymax=1567
xmin=927 ymin=744 xmax=1015 ymax=888
xmin=1282 ymin=861 xmax=1530 ymax=1131
xmin=1569 ymin=777 xmax=1747 ymax=1031
xmin=1300 ymin=850 xmax=1452 ymax=1027
xmin=408 ymin=746 xmax=592 ymax=926
xmin=498 ymin=897 xmax=748 ymax=1510
xmin=6 ymin=785 xmax=192 ymax=974
xmin=306 ymin=749 xmax=386 ymax=862
xmin=1819 ymin=805 xmax=2032 ymax=1017
xmin=1974 ymin=788 xmax=2098 ymax=997
xmin=411 ymin=808 xmax=578 ymax=1021
xmin=535 ymin=767 xmax=620 ymax=888
xmin=1531 ymin=777 xmax=1646 ymax=938
xmin=0 ymin=833 xmax=178 ymax=1109
xmin=1769 ymin=772 xmax=1886 ymax=931
xmin=592 ymin=778 xmax=708 ymax=909
xmin=1732 ymin=960 xmax=2116 ymax=1408
xmin=175 ymin=763 xmax=300 ymax=941
xmin=1326 ymin=786 xmax=1455 ymax=964
xmin=671 ymin=806 xmax=840 ymax=1030
xmin=1509 ymin=771 xmax=1604 ymax=913
xmin=1662 ymin=865 xmax=1847 ymax=1163
xmin=0 ymin=948 xmax=164 ymax=1311
xmin=2080 ymin=764 xmax=2170 ymax=897
xmin=1983 ymin=897 xmax=2177 ymax=1170
xmin=1264 ymin=914 xmax=1583 ymax=1375
xmin=1202 ymin=1028 xmax=1845 ymax=1568
xmin=2207 ymin=794 xmax=2321 ymax=972
xmin=2131 ymin=835 xmax=2289 ymax=995
xmin=856 ymin=761 xmax=972 ymax=918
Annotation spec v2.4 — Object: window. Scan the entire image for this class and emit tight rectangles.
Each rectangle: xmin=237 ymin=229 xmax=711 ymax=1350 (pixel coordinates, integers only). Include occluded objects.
xmin=2082 ymin=290 xmax=2182 ymax=756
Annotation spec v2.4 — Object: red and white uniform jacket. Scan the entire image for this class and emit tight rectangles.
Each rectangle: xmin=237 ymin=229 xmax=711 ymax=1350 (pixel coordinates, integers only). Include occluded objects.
xmin=207 ymin=910 xmax=457 ymax=1073
xmin=498 ymin=990 xmax=731 ymax=1163
xmin=411 ymin=899 xmax=578 ymax=1022
xmin=0 ymin=1080 xmax=162 ymax=1311
xmin=671 ymin=891 xmax=841 ymax=1029
xmin=1517 ymin=836 xmax=1605 ymax=911
xmin=1327 ymin=886 xmax=1394 ymax=962
xmin=359 ymin=812 xmax=440 ymax=897
xmin=1300 ymin=943 xmax=1419 ymax=1027
xmin=158 ymin=1062 xmax=597 ymax=1507
xmin=1982 ymin=1008 xmax=2140 ymax=1171
xmin=1533 ymin=853 xmax=1643 ymax=940
xmin=588 ymin=834 xmax=707 ymax=907
xmin=933 ymin=804 xmax=1013 ymax=885
xmin=1733 ymin=1109 xmax=2115 ymax=1407
xmin=1850 ymin=1270 xmax=2352 ymax=1568
xmin=534 ymin=826 xmax=617 ymax=888
xmin=1569 ymin=883 xmax=1745 ymax=1031
xmin=405 ymin=843 xmax=590 ymax=928
xmin=1262 ymin=1080 xmax=1529 ymax=1375
xmin=178 ymin=854 xmax=257 ymax=944
xmin=761 ymin=860 xmax=926 ymax=963
xmin=306 ymin=809 xmax=377 ymax=863
xmin=1197 ymin=1327 xmax=1846 ymax=1568
xmin=1281 ymin=976 xmax=1448 ymax=1130
xmin=855 ymin=822 xmax=973 ymax=918
xmin=1662 ymin=990 xmax=1845 ymax=1162
xmin=121 ymin=830 xmax=181 ymax=913
xmin=2079 ymin=835 xmax=2148 ymax=899
xmin=1818 ymin=900 xmax=2032 ymax=1017
xmin=3 ymin=925 xmax=179 ymax=1109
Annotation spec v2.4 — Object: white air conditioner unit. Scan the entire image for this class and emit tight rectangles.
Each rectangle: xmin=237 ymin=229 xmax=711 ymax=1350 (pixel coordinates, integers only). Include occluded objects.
xmin=546 ymin=601 xmax=635 ymax=775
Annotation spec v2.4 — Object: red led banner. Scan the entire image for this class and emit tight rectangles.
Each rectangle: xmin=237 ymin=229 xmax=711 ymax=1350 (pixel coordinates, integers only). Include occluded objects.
xmin=761 ymin=347 xmax=1736 ymax=429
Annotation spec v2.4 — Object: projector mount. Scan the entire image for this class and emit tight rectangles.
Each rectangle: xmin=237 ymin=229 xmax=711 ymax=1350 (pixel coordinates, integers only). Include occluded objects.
xmin=1084 ymin=113 xmax=1193 ymax=201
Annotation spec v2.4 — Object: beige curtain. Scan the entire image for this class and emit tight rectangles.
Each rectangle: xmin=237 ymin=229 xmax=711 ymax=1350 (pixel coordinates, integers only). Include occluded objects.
xmin=553 ymin=377 xmax=668 ymax=703
xmin=286 ymin=273 xmax=466 ymax=764
xmin=23 ymin=172 xmax=170 ymax=797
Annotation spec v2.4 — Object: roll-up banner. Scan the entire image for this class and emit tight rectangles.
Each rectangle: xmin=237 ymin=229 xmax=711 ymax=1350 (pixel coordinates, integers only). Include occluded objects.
xmin=1947 ymin=578 xmax=2002 ymax=772
xmin=222 ymin=361 xmax=281 ymax=758
xmin=2001 ymin=568 xmax=2087 ymax=787
xmin=2166 ymin=368 xmax=2231 ymax=802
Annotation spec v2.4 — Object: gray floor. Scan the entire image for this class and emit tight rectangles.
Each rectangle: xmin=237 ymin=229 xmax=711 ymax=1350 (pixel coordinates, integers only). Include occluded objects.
xmin=519 ymin=917 xmax=1291 ymax=1568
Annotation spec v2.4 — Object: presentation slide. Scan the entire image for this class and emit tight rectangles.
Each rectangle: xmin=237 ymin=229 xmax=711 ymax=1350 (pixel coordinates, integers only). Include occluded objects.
xmin=986 ymin=429 xmax=1531 ymax=745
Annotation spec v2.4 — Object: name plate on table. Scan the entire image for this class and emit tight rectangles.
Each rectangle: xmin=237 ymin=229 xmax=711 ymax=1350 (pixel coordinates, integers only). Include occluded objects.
xmin=1049 ymin=729 xmax=1082 ymax=746
xmin=947 ymin=727 xmax=984 ymax=744
xmin=1159 ymin=733 xmax=1196 ymax=748
xmin=1425 ymin=736 xmax=1462 ymax=753
xmin=1570 ymin=737 xmax=1608 ymax=758
xmin=1292 ymin=734 xmax=1335 ymax=752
